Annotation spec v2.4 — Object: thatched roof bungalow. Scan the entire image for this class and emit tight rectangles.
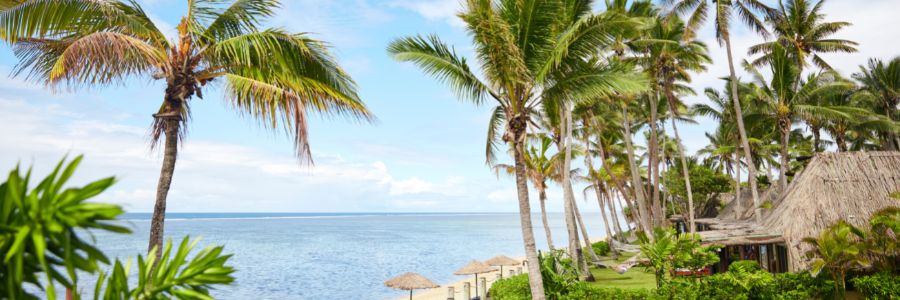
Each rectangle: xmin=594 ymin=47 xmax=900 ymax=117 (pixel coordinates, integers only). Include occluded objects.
xmin=692 ymin=151 xmax=900 ymax=272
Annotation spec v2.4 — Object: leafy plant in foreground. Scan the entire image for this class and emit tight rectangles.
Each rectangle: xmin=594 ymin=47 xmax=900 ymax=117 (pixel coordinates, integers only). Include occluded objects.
xmin=0 ymin=156 xmax=130 ymax=299
xmin=93 ymin=237 xmax=235 ymax=300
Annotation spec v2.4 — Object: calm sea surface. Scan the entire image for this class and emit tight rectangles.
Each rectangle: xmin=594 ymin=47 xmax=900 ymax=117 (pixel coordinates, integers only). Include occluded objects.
xmin=82 ymin=212 xmax=612 ymax=299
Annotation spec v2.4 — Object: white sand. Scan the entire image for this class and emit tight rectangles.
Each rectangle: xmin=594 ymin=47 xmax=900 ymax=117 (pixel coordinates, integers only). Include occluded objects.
xmin=400 ymin=256 xmax=527 ymax=300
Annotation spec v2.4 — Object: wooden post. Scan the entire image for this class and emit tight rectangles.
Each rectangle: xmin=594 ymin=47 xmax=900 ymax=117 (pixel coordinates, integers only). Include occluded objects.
xmin=479 ymin=277 xmax=487 ymax=299
xmin=447 ymin=286 xmax=454 ymax=300
xmin=463 ymin=282 xmax=470 ymax=300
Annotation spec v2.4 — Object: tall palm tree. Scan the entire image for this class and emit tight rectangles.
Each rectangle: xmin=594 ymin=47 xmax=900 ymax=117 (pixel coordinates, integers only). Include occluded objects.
xmin=0 ymin=0 xmax=372 ymax=254
xmin=749 ymin=0 xmax=857 ymax=73
xmin=665 ymin=0 xmax=772 ymax=223
xmin=743 ymin=44 xmax=853 ymax=188
xmin=636 ymin=15 xmax=711 ymax=233
xmin=494 ymin=136 xmax=561 ymax=251
xmin=854 ymin=57 xmax=900 ymax=150
xmin=388 ymin=0 xmax=646 ymax=293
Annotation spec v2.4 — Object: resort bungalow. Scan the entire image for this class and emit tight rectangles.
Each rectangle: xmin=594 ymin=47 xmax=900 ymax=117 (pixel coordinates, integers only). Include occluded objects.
xmin=680 ymin=152 xmax=900 ymax=273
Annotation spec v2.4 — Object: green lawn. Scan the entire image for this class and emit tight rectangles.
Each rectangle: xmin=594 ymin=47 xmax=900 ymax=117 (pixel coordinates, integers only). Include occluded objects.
xmin=587 ymin=253 xmax=657 ymax=290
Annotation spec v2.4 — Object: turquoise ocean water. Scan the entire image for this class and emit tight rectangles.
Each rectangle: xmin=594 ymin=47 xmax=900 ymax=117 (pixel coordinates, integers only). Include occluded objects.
xmin=83 ymin=212 xmax=612 ymax=299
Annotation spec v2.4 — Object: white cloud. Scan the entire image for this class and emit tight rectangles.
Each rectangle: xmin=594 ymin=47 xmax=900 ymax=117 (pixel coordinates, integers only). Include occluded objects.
xmin=389 ymin=0 xmax=466 ymax=27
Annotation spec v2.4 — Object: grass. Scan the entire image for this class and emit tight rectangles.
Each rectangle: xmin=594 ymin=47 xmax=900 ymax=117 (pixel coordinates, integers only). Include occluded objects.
xmin=587 ymin=252 xmax=657 ymax=290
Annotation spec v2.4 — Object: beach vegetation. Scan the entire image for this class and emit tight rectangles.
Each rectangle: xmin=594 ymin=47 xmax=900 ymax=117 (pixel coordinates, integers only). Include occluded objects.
xmin=591 ymin=241 xmax=610 ymax=257
xmin=851 ymin=272 xmax=900 ymax=300
xmin=0 ymin=0 xmax=372 ymax=256
xmin=0 ymin=156 xmax=235 ymax=300
xmin=637 ymin=227 xmax=721 ymax=288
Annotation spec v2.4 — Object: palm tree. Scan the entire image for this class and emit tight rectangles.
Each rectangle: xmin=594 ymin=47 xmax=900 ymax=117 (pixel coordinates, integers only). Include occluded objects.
xmin=388 ymin=0 xmax=646 ymax=293
xmin=803 ymin=220 xmax=870 ymax=299
xmin=743 ymin=44 xmax=853 ymax=189
xmin=637 ymin=15 xmax=711 ymax=233
xmin=0 ymin=0 xmax=372 ymax=254
xmin=665 ymin=0 xmax=772 ymax=224
xmin=853 ymin=57 xmax=900 ymax=150
xmin=749 ymin=0 xmax=857 ymax=73
xmin=494 ymin=136 xmax=561 ymax=251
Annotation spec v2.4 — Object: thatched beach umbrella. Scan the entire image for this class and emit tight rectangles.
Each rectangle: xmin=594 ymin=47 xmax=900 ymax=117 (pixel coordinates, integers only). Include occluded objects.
xmin=454 ymin=260 xmax=496 ymax=297
xmin=485 ymin=255 xmax=519 ymax=278
xmin=384 ymin=272 xmax=439 ymax=300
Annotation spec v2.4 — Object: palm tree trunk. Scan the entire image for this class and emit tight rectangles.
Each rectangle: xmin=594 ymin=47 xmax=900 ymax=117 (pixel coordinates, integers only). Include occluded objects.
xmin=724 ymin=35 xmax=763 ymax=223
xmin=836 ymin=132 xmax=848 ymax=152
xmin=574 ymin=200 xmax=600 ymax=264
xmin=604 ymin=188 xmax=624 ymax=242
xmin=811 ymin=125 xmax=822 ymax=152
xmin=732 ymin=152 xmax=743 ymax=218
xmin=778 ymin=118 xmax=791 ymax=189
xmin=559 ymin=108 xmax=591 ymax=281
xmin=538 ymin=186 xmax=556 ymax=251
xmin=648 ymin=92 xmax=662 ymax=226
xmin=594 ymin=181 xmax=617 ymax=258
xmin=621 ymin=105 xmax=654 ymax=239
xmin=663 ymin=87 xmax=696 ymax=234
xmin=149 ymin=114 xmax=180 ymax=257
xmin=510 ymin=121 xmax=546 ymax=299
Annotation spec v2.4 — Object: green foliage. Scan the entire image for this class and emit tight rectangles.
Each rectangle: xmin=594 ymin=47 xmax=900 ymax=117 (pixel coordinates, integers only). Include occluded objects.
xmin=867 ymin=207 xmax=900 ymax=271
xmin=803 ymin=220 xmax=871 ymax=298
xmin=656 ymin=269 xmax=833 ymax=300
xmin=851 ymin=272 xmax=900 ymax=300
xmin=662 ymin=158 xmax=732 ymax=215
xmin=591 ymin=241 xmax=610 ymax=257
xmin=0 ymin=156 xmax=130 ymax=299
xmin=93 ymin=237 xmax=235 ymax=300
xmin=638 ymin=227 xmax=721 ymax=287
xmin=728 ymin=260 xmax=762 ymax=273
xmin=487 ymin=273 xmax=653 ymax=300
xmin=488 ymin=274 xmax=530 ymax=300
xmin=538 ymin=250 xmax=579 ymax=299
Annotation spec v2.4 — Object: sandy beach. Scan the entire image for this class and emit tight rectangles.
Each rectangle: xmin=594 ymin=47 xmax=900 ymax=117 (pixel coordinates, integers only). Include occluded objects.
xmin=402 ymin=256 xmax=527 ymax=300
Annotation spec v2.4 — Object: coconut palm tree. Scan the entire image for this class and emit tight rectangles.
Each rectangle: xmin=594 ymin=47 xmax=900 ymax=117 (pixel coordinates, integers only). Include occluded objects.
xmin=388 ymin=0 xmax=647 ymax=293
xmin=853 ymin=57 xmax=900 ymax=150
xmin=743 ymin=44 xmax=855 ymax=189
xmin=635 ymin=15 xmax=711 ymax=233
xmin=803 ymin=220 xmax=870 ymax=299
xmin=0 ymin=0 xmax=372 ymax=254
xmin=749 ymin=0 xmax=857 ymax=73
xmin=494 ymin=136 xmax=562 ymax=251
xmin=665 ymin=0 xmax=772 ymax=224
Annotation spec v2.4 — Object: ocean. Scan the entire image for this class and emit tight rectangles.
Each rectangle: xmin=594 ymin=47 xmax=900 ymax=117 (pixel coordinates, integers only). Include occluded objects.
xmin=83 ymin=212 xmax=613 ymax=299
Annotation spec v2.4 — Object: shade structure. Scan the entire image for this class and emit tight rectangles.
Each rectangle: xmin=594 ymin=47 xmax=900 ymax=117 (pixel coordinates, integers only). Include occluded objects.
xmin=485 ymin=255 xmax=520 ymax=278
xmin=384 ymin=272 xmax=439 ymax=300
xmin=454 ymin=260 xmax=496 ymax=298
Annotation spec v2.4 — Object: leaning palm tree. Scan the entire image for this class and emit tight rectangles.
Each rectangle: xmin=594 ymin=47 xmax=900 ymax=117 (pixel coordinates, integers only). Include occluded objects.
xmin=636 ymin=15 xmax=711 ymax=233
xmin=388 ymin=0 xmax=646 ymax=293
xmin=853 ymin=57 xmax=900 ymax=150
xmin=494 ymin=135 xmax=562 ymax=251
xmin=665 ymin=0 xmax=772 ymax=224
xmin=0 ymin=0 xmax=372 ymax=254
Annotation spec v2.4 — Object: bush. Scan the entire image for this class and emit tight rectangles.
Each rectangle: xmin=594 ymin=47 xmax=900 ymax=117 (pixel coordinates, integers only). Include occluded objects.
xmin=488 ymin=274 xmax=530 ymax=300
xmin=851 ymin=272 xmax=900 ymax=299
xmin=592 ymin=241 xmax=610 ymax=256
xmin=728 ymin=260 xmax=762 ymax=273
xmin=560 ymin=282 xmax=651 ymax=300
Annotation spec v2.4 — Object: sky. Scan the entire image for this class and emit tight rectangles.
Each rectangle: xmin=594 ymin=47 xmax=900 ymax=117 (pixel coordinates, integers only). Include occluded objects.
xmin=0 ymin=0 xmax=897 ymax=213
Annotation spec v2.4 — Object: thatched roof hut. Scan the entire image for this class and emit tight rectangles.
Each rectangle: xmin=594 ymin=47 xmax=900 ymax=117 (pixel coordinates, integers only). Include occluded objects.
xmin=762 ymin=151 xmax=900 ymax=271
xmin=697 ymin=152 xmax=900 ymax=272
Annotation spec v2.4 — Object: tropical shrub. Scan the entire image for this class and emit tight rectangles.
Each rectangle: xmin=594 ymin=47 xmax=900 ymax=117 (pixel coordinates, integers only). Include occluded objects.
xmin=804 ymin=220 xmax=871 ymax=298
xmin=728 ymin=260 xmax=763 ymax=273
xmin=488 ymin=274 xmax=530 ymax=300
xmin=559 ymin=282 xmax=651 ymax=300
xmin=772 ymin=272 xmax=833 ymax=300
xmin=592 ymin=241 xmax=610 ymax=257
xmin=94 ymin=237 xmax=235 ymax=300
xmin=0 ymin=156 xmax=235 ymax=299
xmin=656 ymin=269 xmax=833 ymax=300
xmin=0 ymin=156 xmax=130 ymax=299
xmin=866 ymin=207 xmax=900 ymax=272
xmin=851 ymin=272 xmax=900 ymax=300
xmin=638 ymin=227 xmax=721 ymax=287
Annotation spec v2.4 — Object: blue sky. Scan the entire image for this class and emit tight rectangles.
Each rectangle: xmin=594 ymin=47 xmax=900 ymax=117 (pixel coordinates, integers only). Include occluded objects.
xmin=0 ymin=0 xmax=897 ymax=213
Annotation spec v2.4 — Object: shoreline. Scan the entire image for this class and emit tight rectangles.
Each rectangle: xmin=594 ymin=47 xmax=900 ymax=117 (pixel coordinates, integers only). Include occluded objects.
xmin=401 ymin=256 xmax=527 ymax=300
